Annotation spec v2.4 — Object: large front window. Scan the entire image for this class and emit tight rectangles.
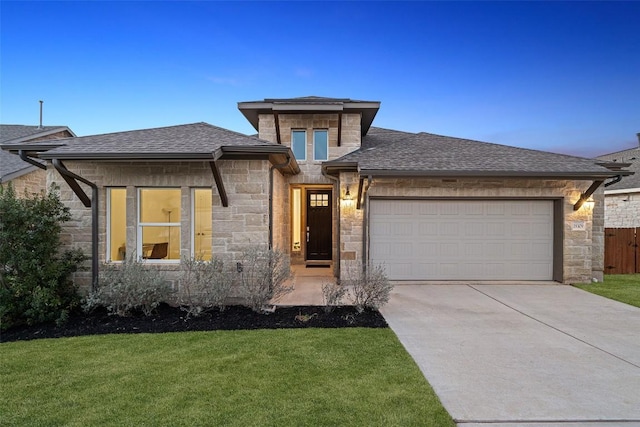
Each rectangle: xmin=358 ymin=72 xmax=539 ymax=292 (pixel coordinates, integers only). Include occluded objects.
xmin=292 ymin=130 xmax=307 ymax=161
xmin=138 ymin=188 xmax=181 ymax=261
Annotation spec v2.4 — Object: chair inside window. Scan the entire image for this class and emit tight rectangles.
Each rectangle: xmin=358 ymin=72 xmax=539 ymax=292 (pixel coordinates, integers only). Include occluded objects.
xmin=146 ymin=242 xmax=169 ymax=260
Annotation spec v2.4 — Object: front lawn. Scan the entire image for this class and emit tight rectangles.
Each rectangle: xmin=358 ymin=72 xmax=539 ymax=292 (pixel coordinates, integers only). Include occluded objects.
xmin=574 ymin=274 xmax=640 ymax=308
xmin=0 ymin=328 xmax=453 ymax=426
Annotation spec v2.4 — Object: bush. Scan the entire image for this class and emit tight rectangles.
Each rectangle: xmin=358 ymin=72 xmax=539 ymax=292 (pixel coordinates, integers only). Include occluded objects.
xmin=85 ymin=256 xmax=172 ymax=316
xmin=0 ymin=183 xmax=87 ymax=330
xmin=321 ymin=281 xmax=348 ymax=313
xmin=238 ymin=247 xmax=293 ymax=312
xmin=178 ymin=256 xmax=231 ymax=318
xmin=343 ymin=262 xmax=393 ymax=312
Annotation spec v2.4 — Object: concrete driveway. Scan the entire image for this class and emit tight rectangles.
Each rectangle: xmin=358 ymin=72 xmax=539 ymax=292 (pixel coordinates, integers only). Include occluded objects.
xmin=381 ymin=284 xmax=640 ymax=427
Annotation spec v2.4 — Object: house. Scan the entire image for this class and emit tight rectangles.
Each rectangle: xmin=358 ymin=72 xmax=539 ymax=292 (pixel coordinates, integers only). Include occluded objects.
xmin=1 ymin=97 xmax=630 ymax=292
xmin=596 ymin=134 xmax=640 ymax=228
xmin=0 ymin=125 xmax=75 ymax=194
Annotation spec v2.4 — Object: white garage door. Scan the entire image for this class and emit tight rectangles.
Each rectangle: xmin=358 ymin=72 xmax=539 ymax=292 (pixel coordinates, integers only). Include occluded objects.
xmin=369 ymin=199 xmax=554 ymax=281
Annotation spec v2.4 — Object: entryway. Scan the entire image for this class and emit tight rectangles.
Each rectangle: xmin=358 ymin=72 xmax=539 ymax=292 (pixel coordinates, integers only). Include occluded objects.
xmin=290 ymin=186 xmax=333 ymax=266
xmin=277 ymin=264 xmax=334 ymax=306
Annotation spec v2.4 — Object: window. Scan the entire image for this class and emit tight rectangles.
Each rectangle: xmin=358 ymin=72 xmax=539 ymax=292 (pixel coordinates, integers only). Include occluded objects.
xmin=292 ymin=130 xmax=307 ymax=161
xmin=192 ymin=188 xmax=212 ymax=260
xmin=107 ymin=188 xmax=126 ymax=261
xmin=291 ymin=188 xmax=301 ymax=252
xmin=313 ymin=130 xmax=328 ymax=161
xmin=138 ymin=188 xmax=181 ymax=261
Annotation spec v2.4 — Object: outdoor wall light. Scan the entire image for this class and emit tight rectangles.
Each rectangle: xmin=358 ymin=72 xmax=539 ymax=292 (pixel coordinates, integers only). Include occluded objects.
xmin=584 ymin=197 xmax=595 ymax=210
xmin=341 ymin=186 xmax=354 ymax=208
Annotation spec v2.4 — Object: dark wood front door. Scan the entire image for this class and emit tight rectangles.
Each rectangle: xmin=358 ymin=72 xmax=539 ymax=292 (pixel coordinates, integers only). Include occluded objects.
xmin=306 ymin=189 xmax=332 ymax=260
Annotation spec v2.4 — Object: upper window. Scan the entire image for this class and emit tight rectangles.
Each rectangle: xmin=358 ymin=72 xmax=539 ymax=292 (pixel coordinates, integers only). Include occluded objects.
xmin=313 ymin=130 xmax=328 ymax=161
xmin=138 ymin=188 xmax=181 ymax=261
xmin=107 ymin=188 xmax=126 ymax=262
xmin=292 ymin=130 xmax=307 ymax=161
xmin=192 ymin=188 xmax=212 ymax=260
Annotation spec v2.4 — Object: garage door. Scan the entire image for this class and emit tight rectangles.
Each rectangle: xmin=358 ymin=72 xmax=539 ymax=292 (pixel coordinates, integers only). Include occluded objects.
xmin=369 ymin=199 xmax=554 ymax=281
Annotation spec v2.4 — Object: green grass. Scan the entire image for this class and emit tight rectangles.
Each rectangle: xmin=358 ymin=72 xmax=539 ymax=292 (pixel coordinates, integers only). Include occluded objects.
xmin=575 ymin=274 xmax=640 ymax=308
xmin=0 ymin=329 xmax=454 ymax=427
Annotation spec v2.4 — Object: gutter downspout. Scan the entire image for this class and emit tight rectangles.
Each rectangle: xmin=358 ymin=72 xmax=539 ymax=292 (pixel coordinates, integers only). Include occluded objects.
xmin=605 ymin=175 xmax=623 ymax=187
xmin=52 ymin=159 xmax=99 ymax=291
xmin=269 ymin=155 xmax=293 ymax=250
xmin=321 ymin=167 xmax=341 ymax=279
xmin=362 ymin=175 xmax=372 ymax=273
xmin=18 ymin=150 xmax=46 ymax=170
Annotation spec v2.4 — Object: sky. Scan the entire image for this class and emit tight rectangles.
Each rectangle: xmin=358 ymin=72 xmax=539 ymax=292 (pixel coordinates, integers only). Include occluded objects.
xmin=1 ymin=1 xmax=638 ymax=158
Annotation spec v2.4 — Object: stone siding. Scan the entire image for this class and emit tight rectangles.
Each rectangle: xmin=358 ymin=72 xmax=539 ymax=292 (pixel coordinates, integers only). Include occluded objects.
xmin=271 ymin=167 xmax=288 ymax=252
xmin=338 ymin=175 xmax=602 ymax=284
xmin=47 ymin=160 xmax=271 ymax=294
xmin=6 ymin=168 xmax=47 ymax=196
xmin=258 ymin=113 xmax=360 ymax=184
xmin=604 ymin=191 xmax=640 ymax=227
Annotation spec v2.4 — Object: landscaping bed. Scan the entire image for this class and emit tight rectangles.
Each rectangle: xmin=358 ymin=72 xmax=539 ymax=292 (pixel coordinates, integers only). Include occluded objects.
xmin=1 ymin=304 xmax=387 ymax=343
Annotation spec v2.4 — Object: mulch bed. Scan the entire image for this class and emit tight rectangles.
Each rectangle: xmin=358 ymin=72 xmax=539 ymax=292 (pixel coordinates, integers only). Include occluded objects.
xmin=0 ymin=304 xmax=388 ymax=343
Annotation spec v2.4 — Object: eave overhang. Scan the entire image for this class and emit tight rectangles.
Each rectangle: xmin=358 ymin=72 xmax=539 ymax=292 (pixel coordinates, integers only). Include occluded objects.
xmin=3 ymin=143 xmax=300 ymax=175
xmin=238 ymin=99 xmax=381 ymax=136
xmin=1 ymin=142 xmax=66 ymax=156
xmin=322 ymin=162 xmax=632 ymax=181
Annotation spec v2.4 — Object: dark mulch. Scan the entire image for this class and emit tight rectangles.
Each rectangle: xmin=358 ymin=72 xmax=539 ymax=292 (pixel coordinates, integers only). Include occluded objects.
xmin=0 ymin=304 xmax=388 ymax=343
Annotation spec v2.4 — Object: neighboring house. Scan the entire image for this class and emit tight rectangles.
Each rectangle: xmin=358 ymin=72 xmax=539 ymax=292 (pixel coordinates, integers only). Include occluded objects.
xmin=596 ymin=134 xmax=640 ymax=228
xmin=0 ymin=125 xmax=76 ymax=194
xmin=1 ymin=97 xmax=629 ymax=292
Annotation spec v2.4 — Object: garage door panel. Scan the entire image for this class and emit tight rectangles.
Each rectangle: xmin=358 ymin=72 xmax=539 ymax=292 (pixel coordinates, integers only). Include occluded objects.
xmin=370 ymin=199 xmax=554 ymax=281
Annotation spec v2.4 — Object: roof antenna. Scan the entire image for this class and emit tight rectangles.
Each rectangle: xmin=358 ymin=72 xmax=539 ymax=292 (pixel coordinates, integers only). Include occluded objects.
xmin=38 ymin=100 xmax=44 ymax=129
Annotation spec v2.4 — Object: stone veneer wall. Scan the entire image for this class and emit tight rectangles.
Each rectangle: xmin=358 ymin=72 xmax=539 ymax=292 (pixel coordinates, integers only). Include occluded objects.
xmin=338 ymin=174 xmax=602 ymax=284
xmin=258 ymin=113 xmax=361 ymax=184
xmin=271 ymin=168 xmax=288 ymax=252
xmin=258 ymin=113 xmax=363 ymax=273
xmin=6 ymin=168 xmax=47 ymax=196
xmin=47 ymin=160 xmax=271 ymax=294
xmin=603 ymin=191 xmax=640 ymax=227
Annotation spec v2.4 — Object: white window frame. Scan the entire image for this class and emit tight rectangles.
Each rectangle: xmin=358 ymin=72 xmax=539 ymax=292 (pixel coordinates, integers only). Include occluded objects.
xmin=313 ymin=129 xmax=329 ymax=161
xmin=291 ymin=129 xmax=307 ymax=161
xmin=191 ymin=188 xmax=212 ymax=260
xmin=137 ymin=188 xmax=181 ymax=263
xmin=106 ymin=187 xmax=126 ymax=263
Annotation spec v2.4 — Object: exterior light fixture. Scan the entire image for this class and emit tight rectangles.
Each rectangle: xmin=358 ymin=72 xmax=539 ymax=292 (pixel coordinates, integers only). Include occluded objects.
xmin=584 ymin=197 xmax=595 ymax=210
xmin=341 ymin=186 xmax=354 ymax=207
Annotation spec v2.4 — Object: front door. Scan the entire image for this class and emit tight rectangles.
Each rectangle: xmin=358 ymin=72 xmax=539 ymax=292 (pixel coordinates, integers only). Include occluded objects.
xmin=306 ymin=189 xmax=332 ymax=260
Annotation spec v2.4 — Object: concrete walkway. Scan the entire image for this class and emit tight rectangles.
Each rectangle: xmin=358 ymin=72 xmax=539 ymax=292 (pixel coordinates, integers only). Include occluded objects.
xmin=381 ymin=284 xmax=640 ymax=426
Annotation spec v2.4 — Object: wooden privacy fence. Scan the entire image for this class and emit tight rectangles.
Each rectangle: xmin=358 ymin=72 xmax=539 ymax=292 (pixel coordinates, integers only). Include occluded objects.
xmin=604 ymin=228 xmax=640 ymax=274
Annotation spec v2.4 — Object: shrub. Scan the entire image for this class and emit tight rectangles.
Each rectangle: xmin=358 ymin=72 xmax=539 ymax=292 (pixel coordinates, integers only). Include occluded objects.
xmin=0 ymin=183 xmax=87 ymax=330
xmin=343 ymin=262 xmax=393 ymax=312
xmin=85 ymin=256 xmax=172 ymax=316
xmin=178 ymin=256 xmax=231 ymax=318
xmin=321 ymin=281 xmax=348 ymax=313
xmin=238 ymin=247 xmax=293 ymax=312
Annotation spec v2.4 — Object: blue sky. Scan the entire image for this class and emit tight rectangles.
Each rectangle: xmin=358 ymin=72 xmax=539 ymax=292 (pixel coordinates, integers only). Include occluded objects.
xmin=1 ymin=1 xmax=638 ymax=157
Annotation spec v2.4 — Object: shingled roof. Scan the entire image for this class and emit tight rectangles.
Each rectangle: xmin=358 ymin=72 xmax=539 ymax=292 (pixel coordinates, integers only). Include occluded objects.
xmin=0 ymin=125 xmax=74 ymax=182
xmin=324 ymin=127 xmax=618 ymax=179
xmin=597 ymin=142 xmax=640 ymax=190
xmin=27 ymin=122 xmax=283 ymax=159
